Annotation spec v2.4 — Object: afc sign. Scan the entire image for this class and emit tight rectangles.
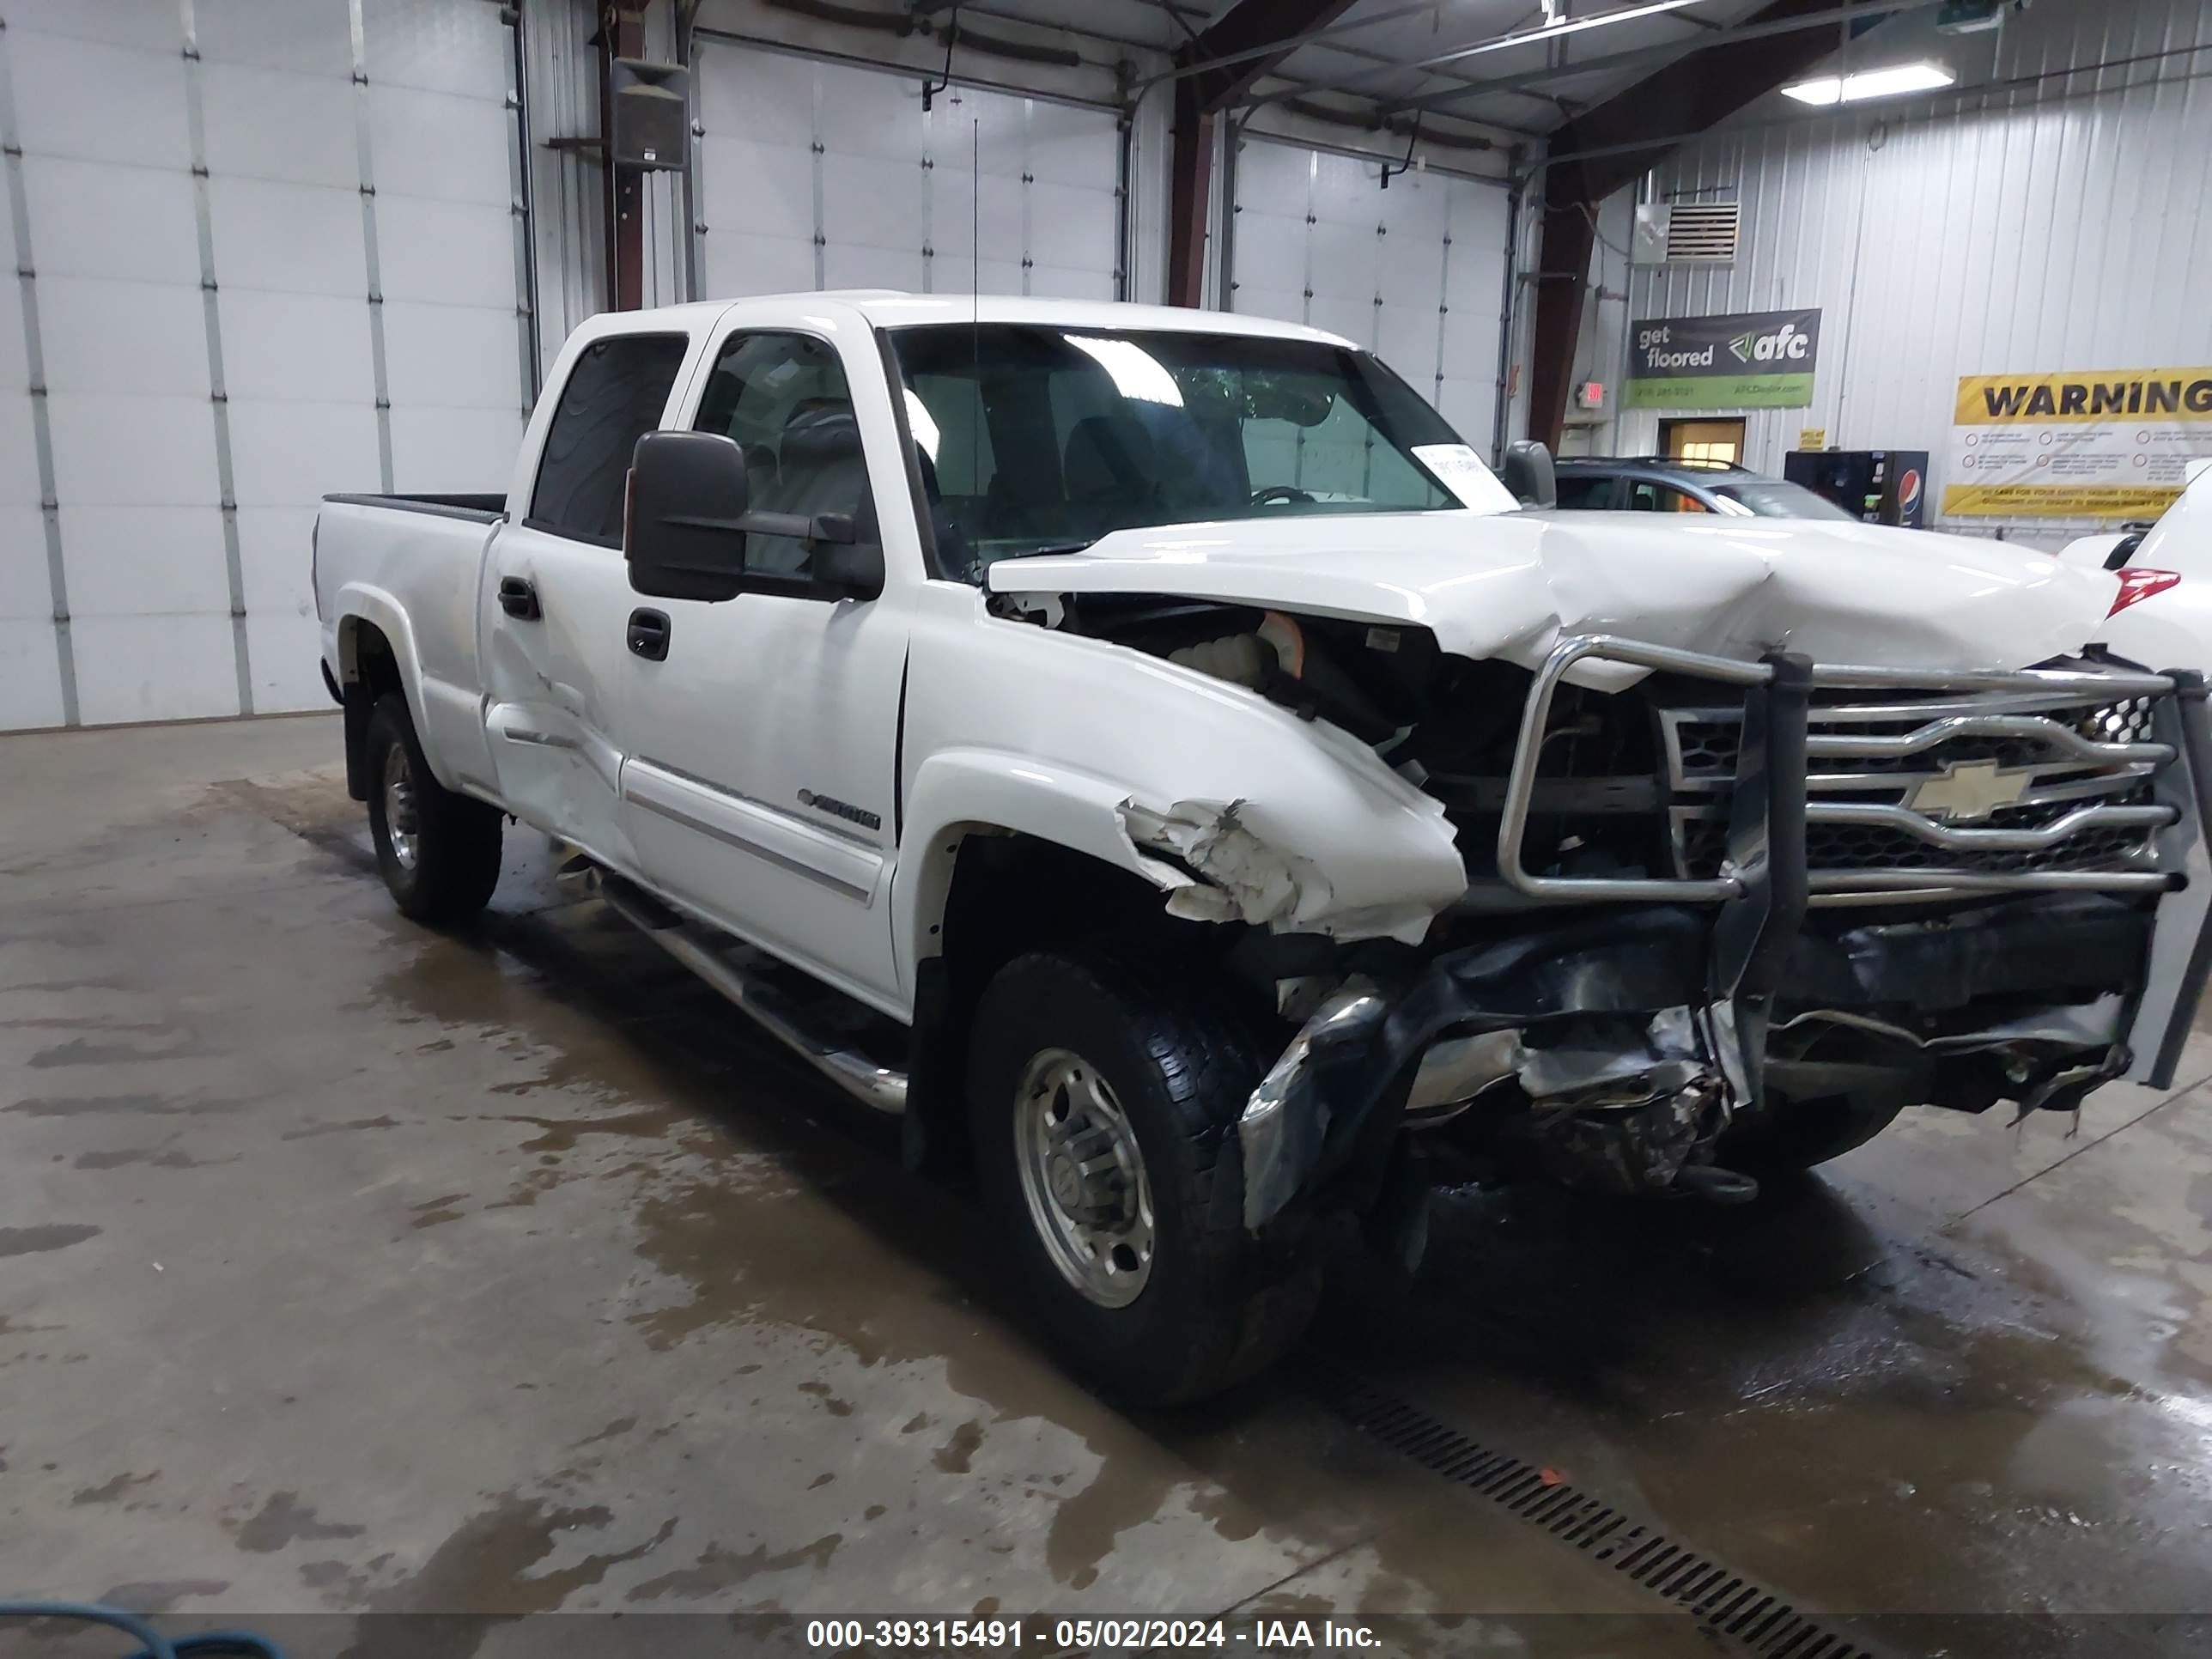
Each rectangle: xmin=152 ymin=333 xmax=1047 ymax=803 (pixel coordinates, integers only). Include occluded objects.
xmin=1626 ymin=307 xmax=1823 ymax=410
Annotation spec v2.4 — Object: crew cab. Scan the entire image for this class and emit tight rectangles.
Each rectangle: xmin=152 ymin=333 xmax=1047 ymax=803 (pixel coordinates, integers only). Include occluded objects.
xmin=314 ymin=293 xmax=2212 ymax=1403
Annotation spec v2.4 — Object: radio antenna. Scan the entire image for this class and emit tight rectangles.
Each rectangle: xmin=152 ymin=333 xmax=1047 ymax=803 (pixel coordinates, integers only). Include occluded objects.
xmin=970 ymin=115 xmax=982 ymax=497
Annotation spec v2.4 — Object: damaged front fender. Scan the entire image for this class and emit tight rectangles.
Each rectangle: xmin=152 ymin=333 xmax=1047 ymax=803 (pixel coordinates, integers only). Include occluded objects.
xmin=1118 ymin=795 xmax=1460 ymax=944
xmin=1117 ymin=798 xmax=1329 ymax=927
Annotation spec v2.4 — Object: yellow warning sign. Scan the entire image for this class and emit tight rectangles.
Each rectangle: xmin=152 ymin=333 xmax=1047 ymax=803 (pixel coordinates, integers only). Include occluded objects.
xmin=1946 ymin=366 xmax=2212 ymax=519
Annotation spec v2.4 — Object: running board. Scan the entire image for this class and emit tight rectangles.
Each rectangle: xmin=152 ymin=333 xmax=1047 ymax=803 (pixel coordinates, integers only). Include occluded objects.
xmin=590 ymin=870 xmax=908 ymax=1115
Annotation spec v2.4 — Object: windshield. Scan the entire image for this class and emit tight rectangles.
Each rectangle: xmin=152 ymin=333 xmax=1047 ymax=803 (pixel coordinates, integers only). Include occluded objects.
xmin=888 ymin=324 xmax=1510 ymax=580
xmin=1710 ymin=477 xmax=1858 ymax=521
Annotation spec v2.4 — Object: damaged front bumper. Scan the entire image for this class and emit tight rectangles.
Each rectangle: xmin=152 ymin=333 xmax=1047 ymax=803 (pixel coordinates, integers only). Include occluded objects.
xmin=1236 ymin=635 xmax=2212 ymax=1231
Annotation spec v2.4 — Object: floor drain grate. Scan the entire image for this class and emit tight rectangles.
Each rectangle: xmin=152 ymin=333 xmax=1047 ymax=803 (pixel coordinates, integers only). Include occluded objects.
xmin=1302 ymin=1357 xmax=1875 ymax=1659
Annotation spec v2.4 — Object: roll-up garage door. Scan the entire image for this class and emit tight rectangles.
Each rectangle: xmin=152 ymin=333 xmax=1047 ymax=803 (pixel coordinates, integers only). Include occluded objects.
xmin=691 ymin=40 xmax=1121 ymax=303
xmin=0 ymin=0 xmax=529 ymax=731
xmin=1229 ymin=136 xmax=1510 ymax=458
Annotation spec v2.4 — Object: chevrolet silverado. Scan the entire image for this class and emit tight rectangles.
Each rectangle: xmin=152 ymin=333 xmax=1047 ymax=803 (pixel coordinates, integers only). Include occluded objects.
xmin=314 ymin=293 xmax=2212 ymax=1402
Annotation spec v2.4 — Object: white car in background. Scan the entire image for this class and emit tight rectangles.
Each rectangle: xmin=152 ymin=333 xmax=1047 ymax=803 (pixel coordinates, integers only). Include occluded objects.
xmin=2062 ymin=459 xmax=2212 ymax=671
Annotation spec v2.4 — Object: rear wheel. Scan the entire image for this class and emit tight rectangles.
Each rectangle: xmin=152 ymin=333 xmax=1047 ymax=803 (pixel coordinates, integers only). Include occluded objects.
xmin=364 ymin=693 xmax=503 ymax=924
xmin=1718 ymin=1091 xmax=1905 ymax=1172
xmin=967 ymin=948 xmax=1318 ymax=1404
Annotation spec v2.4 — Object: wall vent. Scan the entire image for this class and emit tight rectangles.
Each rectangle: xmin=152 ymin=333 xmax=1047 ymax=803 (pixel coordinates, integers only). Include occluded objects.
xmin=1634 ymin=202 xmax=1740 ymax=264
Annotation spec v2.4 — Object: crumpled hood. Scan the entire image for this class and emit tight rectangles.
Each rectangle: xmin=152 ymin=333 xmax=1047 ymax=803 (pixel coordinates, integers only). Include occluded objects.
xmin=987 ymin=509 xmax=2120 ymax=678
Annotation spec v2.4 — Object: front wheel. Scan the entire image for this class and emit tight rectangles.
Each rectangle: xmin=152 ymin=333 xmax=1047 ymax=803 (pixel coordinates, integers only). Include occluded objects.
xmin=364 ymin=692 xmax=504 ymax=924
xmin=967 ymin=949 xmax=1318 ymax=1404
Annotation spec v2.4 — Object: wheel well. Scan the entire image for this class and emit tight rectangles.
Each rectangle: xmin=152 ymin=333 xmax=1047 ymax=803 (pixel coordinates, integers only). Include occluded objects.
xmin=339 ymin=618 xmax=404 ymax=801
xmin=906 ymin=829 xmax=1237 ymax=1178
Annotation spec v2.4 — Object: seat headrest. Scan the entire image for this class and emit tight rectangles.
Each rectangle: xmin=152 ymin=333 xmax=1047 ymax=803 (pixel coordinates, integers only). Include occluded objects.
xmin=781 ymin=401 xmax=861 ymax=466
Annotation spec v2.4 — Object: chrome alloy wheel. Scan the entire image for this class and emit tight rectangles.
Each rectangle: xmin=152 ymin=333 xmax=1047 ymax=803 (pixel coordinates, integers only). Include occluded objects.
xmin=382 ymin=741 xmax=421 ymax=872
xmin=1013 ymin=1047 xmax=1155 ymax=1308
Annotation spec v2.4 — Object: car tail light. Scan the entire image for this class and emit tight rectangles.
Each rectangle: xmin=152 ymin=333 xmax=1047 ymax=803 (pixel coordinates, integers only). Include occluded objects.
xmin=2109 ymin=568 xmax=2181 ymax=617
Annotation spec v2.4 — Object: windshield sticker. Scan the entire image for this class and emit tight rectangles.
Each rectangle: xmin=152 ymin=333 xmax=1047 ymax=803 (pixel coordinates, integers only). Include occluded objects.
xmin=1413 ymin=444 xmax=1518 ymax=512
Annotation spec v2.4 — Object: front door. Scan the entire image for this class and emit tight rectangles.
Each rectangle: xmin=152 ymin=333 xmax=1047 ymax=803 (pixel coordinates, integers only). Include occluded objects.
xmin=618 ymin=322 xmax=913 ymax=1011
xmin=480 ymin=331 xmax=690 ymax=862
xmin=1660 ymin=416 xmax=1746 ymax=465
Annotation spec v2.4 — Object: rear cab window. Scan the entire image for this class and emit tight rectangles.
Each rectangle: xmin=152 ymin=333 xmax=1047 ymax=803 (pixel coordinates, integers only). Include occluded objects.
xmin=528 ymin=333 xmax=691 ymax=546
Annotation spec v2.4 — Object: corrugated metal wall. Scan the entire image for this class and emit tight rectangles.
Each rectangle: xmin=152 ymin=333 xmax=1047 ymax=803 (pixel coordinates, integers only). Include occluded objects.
xmin=0 ymin=0 xmax=531 ymax=732
xmin=1617 ymin=0 xmax=2212 ymax=538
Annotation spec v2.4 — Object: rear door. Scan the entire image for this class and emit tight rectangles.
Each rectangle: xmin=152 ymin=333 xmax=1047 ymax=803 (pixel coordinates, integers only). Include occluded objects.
xmin=617 ymin=309 xmax=915 ymax=1011
xmin=482 ymin=331 xmax=690 ymax=860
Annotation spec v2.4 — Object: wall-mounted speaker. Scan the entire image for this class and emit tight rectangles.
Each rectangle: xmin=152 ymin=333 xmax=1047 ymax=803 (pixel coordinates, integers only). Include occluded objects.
xmin=610 ymin=58 xmax=689 ymax=171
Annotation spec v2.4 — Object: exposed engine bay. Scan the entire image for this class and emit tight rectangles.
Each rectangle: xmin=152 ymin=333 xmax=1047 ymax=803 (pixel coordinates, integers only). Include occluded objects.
xmin=995 ymin=589 xmax=2203 ymax=1225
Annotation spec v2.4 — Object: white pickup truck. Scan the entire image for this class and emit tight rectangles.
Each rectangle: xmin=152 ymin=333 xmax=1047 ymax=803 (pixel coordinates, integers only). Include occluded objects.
xmin=315 ymin=293 xmax=2212 ymax=1402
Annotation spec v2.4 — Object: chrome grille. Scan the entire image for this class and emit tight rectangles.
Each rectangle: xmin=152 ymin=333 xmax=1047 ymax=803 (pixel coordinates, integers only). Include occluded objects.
xmin=1661 ymin=689 xmax=2178 ymax=896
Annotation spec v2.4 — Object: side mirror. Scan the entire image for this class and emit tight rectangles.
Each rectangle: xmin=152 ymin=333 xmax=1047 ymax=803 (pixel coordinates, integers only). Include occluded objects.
xmin=811 ymin=545 xmax=884 ymax=601
xmin=625 ymin=430 xmax=751 ymax=603
xmin=624 ymin=428 xmax=886 ymax=605
xmin=810 ymin=520 xmax=885 ymax=602
xmin=1501 ymin=440 xmax=1556 ymax=508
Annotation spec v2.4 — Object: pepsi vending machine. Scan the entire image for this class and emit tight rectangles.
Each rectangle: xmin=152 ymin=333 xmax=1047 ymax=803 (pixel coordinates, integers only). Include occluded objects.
xmin=1783 ymin=448 xmax=1929 ymax=528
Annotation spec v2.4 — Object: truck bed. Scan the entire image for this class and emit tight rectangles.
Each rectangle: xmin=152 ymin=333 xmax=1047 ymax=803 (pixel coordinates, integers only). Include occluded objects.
xmin=323 ymin=491 xmax=506 ymax=521
xmin=314 ymin=492 xmax=508 ymax=798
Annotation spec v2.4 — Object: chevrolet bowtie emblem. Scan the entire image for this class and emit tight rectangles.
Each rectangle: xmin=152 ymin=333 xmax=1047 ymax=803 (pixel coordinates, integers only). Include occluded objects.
xmin=1905 ymin=759 xmax=2031 ymax=821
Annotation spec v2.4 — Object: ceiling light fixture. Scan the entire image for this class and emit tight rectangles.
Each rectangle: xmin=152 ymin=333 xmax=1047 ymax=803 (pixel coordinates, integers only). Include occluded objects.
xmin=1782 ymin=60 xmax=1957 ymax=105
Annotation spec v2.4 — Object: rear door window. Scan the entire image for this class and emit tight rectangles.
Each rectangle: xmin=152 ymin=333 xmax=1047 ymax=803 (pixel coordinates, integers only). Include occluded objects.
xmin=528 ymin=334 xmax=690 ymax=546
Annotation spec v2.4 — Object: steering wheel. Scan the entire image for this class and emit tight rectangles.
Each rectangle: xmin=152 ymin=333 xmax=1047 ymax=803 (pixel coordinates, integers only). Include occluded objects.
xmin=1251 ymin=484 xmax=1316 ymax=507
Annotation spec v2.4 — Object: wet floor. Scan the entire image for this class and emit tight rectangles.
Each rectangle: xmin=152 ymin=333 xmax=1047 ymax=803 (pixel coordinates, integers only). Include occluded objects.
xmin=3 ymin=714 xmax=2210 ymax=1656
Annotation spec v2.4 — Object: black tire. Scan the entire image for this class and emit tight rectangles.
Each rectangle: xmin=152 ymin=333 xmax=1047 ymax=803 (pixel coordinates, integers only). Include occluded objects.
xmin=967 ymin=948 xmax=1319 ymax=1405
xmin=1718 ymin=1091 xmax=1905 ymax=1172
xmin=363 ymin=692 xmax=503 ymax=924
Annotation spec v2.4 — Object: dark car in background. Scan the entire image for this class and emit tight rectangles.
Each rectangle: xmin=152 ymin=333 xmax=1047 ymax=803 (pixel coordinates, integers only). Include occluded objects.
xmin=1553 ymin=456 xmax=1859 ymax=520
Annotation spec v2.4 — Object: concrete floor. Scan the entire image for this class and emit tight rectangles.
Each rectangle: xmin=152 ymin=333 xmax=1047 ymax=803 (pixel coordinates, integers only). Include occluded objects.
xmin=4 ymin=714 xmax=2212 ymax=1656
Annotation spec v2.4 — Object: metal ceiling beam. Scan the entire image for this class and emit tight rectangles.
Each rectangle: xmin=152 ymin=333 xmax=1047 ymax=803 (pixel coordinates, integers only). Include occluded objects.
xmin=1391 ymin=0 xmax=1945 ymax=115
xmin=1182 ymin=0 xmax=1367 ymax=112
xmin=1522 ymin=0 xmax=1918 ymax=448
xmin=1168 ymin=0 xmax=1362 ymax=307
xmin=1138 ymin=0 xmax=1490 ymax=96
xmin=1248 ymin=0 xmax=1728 ymax=110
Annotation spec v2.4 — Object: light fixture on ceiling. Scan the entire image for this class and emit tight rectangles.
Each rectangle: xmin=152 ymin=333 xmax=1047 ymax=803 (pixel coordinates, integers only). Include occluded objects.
xmin=1782 ymin=61 xmax=1958 ymax=106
